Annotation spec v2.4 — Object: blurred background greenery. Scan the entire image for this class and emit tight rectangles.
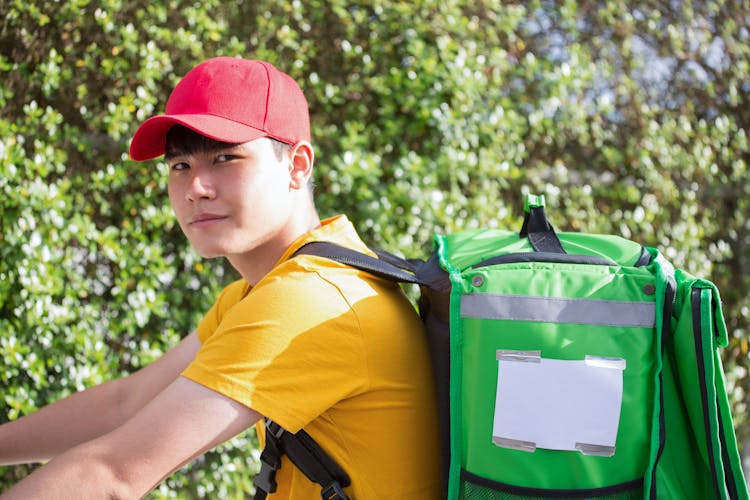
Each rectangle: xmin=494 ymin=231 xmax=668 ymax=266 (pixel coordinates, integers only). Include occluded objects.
xmin=1 ymin=0 xmax=748 ymax=496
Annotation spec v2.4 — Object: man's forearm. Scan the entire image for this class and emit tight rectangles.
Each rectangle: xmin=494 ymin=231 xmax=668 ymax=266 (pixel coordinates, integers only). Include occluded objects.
xmin=1 ymin=375 xmax=259 ymax=500
xmin=0 ymin=439 xmax=135 ymax=500
xmin=0 ymin=377 xmax=128 ymax=465
xmin=0 ymin=332 xmax=200 ymax=466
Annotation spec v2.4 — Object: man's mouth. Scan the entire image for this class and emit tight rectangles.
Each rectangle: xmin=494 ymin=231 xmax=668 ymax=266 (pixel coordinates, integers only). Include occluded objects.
xmin=189 ymin=213 xmax=228 ymax=226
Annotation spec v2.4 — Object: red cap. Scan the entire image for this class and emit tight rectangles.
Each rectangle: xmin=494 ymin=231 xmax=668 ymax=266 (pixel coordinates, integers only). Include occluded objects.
xmin=129 ymin=57 xmax=310 ymax=161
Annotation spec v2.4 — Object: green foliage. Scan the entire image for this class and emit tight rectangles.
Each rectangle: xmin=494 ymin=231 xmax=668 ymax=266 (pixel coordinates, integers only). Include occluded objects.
xmin=1 ymin=0 xmax=748 ymax=495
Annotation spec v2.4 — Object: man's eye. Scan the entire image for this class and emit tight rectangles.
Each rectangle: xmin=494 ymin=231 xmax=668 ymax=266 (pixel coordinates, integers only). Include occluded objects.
xmin=170 ymin=162 xmax=189 ymax=171
xmin=216 ymin=154 xmax=235 ymax=162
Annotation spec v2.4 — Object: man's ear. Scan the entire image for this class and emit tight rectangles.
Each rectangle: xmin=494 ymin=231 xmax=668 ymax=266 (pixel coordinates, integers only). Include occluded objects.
xmin=288 ymin=141 xmax=314 ymax=190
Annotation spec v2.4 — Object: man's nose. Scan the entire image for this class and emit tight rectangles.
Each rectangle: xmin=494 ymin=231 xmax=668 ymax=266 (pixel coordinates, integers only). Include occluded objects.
xmin=186 ymin=170 xmax=216 ymax=201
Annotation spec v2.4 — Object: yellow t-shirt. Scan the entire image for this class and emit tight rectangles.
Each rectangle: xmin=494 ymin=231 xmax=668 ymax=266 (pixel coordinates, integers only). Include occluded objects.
xmin=182 ymin=215 xmax=441 ymax=499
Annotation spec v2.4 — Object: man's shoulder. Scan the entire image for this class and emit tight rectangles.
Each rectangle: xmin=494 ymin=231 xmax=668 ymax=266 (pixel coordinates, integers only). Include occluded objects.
xmin=241 ymin=254 xmax=410 ymax=333
xmin=253 ymin=256 xmax=357 ymax=305
xmin=214 ymin=277 xmax=252 ymax=304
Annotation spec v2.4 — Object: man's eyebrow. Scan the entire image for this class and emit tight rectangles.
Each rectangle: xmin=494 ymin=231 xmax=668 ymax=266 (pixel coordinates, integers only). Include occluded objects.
xmin=165 ymin=142 xmax=244 ymax=161
xmin=164 ymin=147 xmax=187 ymax=161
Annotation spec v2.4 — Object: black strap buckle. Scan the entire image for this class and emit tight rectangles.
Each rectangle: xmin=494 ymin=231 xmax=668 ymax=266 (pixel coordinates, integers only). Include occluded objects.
xmin=321 ymin=481 xmax=349 ymax=500
xmin=253 ymin=457 xmax=279 ymax=494
xmin=265 ymin=419 xmax=286 ymax=439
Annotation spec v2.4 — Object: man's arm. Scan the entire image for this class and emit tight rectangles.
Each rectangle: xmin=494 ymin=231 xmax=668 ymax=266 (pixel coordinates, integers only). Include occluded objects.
xmin=1 ymin=376 xmax=261 ymax=499
xmin=0 ymin=331 xmax=201 ymax=465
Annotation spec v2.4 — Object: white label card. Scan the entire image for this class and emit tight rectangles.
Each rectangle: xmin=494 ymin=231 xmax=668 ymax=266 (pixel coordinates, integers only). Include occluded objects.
xmin=492 ymin=352 xmax=625 ymax=456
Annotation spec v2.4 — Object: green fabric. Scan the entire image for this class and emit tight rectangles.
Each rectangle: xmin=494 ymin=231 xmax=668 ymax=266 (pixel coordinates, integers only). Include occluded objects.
xmin=655 ymin=274 xmax=749 ymax=500
xmin=640 ymin=248 xmax=672 ymax=499
xmin=434 ymin=228 xmax=748 ymax=500
xmin=436 ymin=233 xmax=465 ymax=500
xmin=438 ymin=230 xmax=658 ymax=493
xmin=439 ymin=228 xmax=645 ymax=271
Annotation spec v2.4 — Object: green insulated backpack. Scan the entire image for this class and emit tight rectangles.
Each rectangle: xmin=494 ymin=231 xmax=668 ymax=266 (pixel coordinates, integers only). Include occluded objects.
xmin=257 ymin=194 xmax=748 ymax=500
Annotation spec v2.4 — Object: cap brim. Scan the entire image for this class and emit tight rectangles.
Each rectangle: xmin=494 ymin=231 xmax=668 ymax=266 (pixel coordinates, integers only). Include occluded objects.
xmin=129 ymin=114 xmax=268 ymax=161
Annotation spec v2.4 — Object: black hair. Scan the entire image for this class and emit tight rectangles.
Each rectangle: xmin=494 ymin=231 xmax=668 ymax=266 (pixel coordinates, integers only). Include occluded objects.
xmin=164 ymin=125 xmax=291 ymax=161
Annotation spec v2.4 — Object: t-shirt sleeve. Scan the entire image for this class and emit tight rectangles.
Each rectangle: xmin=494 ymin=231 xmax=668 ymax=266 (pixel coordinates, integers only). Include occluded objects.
xmin=195 ymin=279 xmax=250 ymax=344
xmin=182 ymin=266 xmax=370 ymax=432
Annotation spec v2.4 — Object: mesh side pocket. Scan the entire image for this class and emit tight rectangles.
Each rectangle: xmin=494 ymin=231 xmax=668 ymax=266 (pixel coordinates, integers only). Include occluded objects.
xmin=459 ymin=470 xmax=643 ymax=500
xmin=460 ymin=480 xmax=551 ymax=500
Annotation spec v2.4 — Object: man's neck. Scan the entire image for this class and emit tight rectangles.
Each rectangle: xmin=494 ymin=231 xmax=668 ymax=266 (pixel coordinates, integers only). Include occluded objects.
xmin=228 ymin=207 xmax=321 ymax=286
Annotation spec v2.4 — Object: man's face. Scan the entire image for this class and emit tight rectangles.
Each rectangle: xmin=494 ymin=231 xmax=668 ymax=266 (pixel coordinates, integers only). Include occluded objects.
xmin=166 ymin=137 xmax=294 ymax=259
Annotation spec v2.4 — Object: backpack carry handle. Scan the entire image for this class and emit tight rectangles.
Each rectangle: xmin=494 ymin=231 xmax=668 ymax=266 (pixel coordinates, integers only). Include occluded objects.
xmin=519 ymin=194 xmax=567 ymax=254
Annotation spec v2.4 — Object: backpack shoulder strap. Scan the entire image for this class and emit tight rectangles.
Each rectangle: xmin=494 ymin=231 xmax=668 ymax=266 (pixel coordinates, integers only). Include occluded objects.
xmin=293 ymin=241 xmax=424 ymax=285
xmin=254 ymin=419 xmax=350 ymax=500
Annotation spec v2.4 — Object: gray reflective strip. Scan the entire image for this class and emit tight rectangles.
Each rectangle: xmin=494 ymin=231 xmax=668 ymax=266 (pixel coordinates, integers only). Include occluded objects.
xmin=461 ymin=293 xmax=656 ymax=328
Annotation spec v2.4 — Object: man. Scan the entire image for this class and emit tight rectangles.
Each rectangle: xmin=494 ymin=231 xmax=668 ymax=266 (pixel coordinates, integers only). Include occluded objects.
xmin=0 ymin=56 xmax=440 ymax=498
